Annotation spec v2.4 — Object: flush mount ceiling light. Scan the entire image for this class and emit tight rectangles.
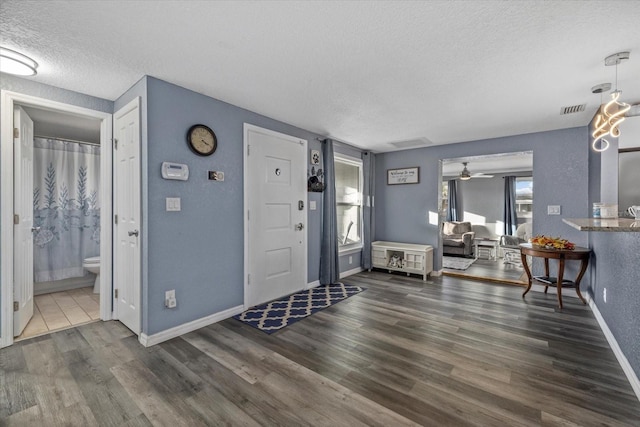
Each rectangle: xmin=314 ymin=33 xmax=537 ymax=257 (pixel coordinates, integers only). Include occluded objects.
xmin=0 ymin=47 xmax=38 ymax=76
xmin=591 ymin=52 xmax=631 ymax=152
xmin=459 ymin=162 xmax=471 ymax=180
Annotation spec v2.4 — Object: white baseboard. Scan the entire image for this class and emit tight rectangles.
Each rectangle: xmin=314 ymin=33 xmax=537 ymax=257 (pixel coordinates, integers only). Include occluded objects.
xmin=431 ymin=269 xmax=442 ymax=277
xmin=138 ymin=304 xmax=244 ymax=347
xmin=340 ymin=266 xmax=364 ymax=279
xmin=306 ymin=280 xmax=320 ymax=290
xmin=587 ymin=295 xmax=640 ymax=402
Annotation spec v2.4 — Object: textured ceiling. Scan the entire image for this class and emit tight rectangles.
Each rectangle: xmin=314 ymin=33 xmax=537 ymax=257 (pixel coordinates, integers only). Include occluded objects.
xmin=1 ymin=1 xmax=639 ymax=152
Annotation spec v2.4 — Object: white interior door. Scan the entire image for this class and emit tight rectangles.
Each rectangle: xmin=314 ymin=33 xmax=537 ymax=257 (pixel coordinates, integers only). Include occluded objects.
xmin=245 ymin=125 xmax=307 ymax=307
xmin=113 ymin=99 xmax=141 ymax=334
xmin=13 ymin=106 xmax=34 ymax=336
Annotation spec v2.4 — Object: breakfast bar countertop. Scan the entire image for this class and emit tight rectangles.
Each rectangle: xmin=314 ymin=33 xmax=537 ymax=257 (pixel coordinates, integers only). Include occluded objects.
xmin=563 ymin=217 xmax=640 ymax=232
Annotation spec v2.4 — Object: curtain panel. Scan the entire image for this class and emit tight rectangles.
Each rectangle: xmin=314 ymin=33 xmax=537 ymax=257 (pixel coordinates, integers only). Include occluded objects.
xmin=503 ymin=176 xmax=518 ymax=235
xmin=33 ymin=137 xmax=101 ymax=282
xmin=320 ymin=139 xmax=340 ymax=284
xmin=446 ymin=179 xmax=459 ymax=222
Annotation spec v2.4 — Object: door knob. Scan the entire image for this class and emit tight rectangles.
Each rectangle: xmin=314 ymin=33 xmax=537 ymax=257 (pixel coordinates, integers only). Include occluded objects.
xmin=128 ymin=230 xmax=139 ymax=237
xmin=295 ymin=223 xmax=304 ymax=231
xmin=31 ymin=226 xmax=41 ymax=233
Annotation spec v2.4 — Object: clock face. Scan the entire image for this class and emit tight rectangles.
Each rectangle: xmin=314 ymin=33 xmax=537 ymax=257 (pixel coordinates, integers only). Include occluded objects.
xmin=187 ymin=124 xmax=217 ymax=156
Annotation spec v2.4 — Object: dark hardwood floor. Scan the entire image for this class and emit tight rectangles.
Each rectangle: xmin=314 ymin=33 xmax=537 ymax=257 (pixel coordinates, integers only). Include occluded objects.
xmin=443 ymin=257 xmax=528 ymax=286
xmin=2 ymin=271 xmax=639 ymax=426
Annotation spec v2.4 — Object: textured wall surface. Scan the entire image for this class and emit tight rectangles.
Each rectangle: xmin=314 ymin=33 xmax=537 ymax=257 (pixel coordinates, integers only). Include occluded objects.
xmin=375 ymin=127 xmax=590 ymax=279
xmin=590 ymin=232 xmax=640 ymax=377
xmin=143 ymin=77 xmax=358 ymax=335
xmin=458 ymin=171 xmax=531 ymax=234
xmin=0 ymin=73 xmax=113 ymax=113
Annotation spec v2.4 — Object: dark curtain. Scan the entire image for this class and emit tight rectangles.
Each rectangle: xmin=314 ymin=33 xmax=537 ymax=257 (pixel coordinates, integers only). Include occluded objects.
xmin=503 ymin=176 xmax=518 ymax=235
xmin=320 ymin=139 xmax=340 ymax=285
xmin=362 ymin=151 xmax=376 ymax=270
xmin=446 ymin=179 xmax=459 ymax=222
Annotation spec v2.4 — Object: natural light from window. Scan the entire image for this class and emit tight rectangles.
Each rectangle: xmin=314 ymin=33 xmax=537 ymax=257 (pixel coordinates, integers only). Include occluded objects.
xmin=335 ymin=153 xmax=363 ymax=252
xmin=516 ymin=177 xmax=533 ymax=218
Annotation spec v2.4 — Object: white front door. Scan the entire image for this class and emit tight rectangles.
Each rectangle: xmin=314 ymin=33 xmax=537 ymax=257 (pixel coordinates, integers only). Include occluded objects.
xmin=13 ymin=106 xmax=35 ymax=336
xmin=245 ymin=124 xmax=307 ymax=307
xmin=113 ymin=98 xmax=141 ymax=334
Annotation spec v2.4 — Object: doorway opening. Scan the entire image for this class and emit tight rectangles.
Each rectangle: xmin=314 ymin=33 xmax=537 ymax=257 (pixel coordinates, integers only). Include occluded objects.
xmin=439 ymin=151 xmax=533 ymax=286
xmin=1 ymin=91 xmax=113 ymax=348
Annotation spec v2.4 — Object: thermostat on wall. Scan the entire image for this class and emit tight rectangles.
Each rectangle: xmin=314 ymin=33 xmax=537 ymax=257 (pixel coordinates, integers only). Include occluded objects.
xmin=161 ymin=162 xmax=189 ymax=181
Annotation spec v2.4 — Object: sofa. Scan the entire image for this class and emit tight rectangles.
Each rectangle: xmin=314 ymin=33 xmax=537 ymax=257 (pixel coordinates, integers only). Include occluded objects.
xmin=442 ymin=221 xmax=475 ymax=257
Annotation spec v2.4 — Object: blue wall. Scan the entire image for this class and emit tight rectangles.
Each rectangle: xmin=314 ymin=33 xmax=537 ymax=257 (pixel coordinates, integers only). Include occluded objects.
xmin=141 ymin=77 xmax=363 ymax=334
xmin=375 ymin=127 xmax=590 ymax=277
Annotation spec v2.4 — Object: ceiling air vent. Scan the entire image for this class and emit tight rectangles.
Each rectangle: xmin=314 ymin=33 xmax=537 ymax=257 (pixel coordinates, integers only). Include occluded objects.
xmin=560 ymin=104 xmax=586 ymax=115
xmin=389 ymin=138 xmax=431 ymax=149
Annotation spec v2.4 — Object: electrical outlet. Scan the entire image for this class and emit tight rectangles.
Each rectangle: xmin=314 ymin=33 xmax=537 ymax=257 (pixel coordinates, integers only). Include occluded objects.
xmin=547 ymin=205 xmax=561 ymax=215
xmin=165 ymin=290 xmax=177 ymax=308
xmin=603 ymin=287 xmax=607 ymax=303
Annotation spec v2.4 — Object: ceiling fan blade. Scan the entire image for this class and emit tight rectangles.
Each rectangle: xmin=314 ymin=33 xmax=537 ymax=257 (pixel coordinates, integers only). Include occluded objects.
xmin=471 ymin=173 xmax=494 ymax=178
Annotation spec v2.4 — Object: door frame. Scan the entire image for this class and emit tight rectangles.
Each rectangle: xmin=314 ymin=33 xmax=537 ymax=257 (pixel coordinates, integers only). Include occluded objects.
xmin=243 ymin=123 xmax=308 ymax=309
xmin=1 ymin=90 xmax=113 ymax=348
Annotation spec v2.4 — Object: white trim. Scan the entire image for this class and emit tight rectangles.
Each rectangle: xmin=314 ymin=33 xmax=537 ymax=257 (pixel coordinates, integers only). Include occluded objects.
xmin=587 ymin=295 xmax=640 ymax=402
xmin=339 ymin=247 xmax=362 ymax=256
xmin=112 ymin=97 xmax=141 ymax=330
xmin=138 ymin=305 xmax=244 ymax=347
xmin=243 ymin=123 xmax=308 ymax=310
xmin=1 ymin=90 xmax=112 ymax=348
xmin=340 ymin=266 xmax=364 ymax=279
xmin=306 ymin=280 xmax=321 ymax=290
xmin=431 ymin=269 xmax=443 ymax=277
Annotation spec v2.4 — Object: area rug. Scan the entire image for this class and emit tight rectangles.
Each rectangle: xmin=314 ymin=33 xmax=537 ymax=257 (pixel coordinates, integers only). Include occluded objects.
xmin=442 ymin=256 xmax=476 ymax=271
xmin=234 ymin=283 xmax=365 ymax=334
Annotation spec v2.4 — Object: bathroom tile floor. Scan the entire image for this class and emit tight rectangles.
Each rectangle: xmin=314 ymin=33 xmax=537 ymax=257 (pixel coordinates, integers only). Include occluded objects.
xmin=16 ymin=286 xmax=100 ymax=341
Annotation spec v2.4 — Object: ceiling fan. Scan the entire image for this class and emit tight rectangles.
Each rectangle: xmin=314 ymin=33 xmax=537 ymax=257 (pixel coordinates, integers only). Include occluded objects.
xmin=459 ymin=162 xmax=494 ymax=180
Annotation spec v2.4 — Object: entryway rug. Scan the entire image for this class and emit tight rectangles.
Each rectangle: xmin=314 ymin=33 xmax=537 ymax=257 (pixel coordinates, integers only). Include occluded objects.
xmin=443 ymin=256 xmax=476 ymax=271
xmin=234 ymin=283 xmax=365 ymax=334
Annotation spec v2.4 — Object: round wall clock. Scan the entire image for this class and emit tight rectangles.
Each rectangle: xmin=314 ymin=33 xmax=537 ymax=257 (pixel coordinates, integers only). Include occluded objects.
xmin=187 ymin=124 xmax=217 ymax=156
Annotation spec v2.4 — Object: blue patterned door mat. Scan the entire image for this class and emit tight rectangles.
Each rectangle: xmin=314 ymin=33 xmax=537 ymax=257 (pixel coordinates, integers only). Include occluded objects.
xmin=234 ymin=283 xmax=365 ymax=334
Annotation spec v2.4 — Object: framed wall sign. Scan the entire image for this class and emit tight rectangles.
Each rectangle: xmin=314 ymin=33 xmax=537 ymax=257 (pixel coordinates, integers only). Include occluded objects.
xmin=387 ymin=167 xmax=419 ymax=185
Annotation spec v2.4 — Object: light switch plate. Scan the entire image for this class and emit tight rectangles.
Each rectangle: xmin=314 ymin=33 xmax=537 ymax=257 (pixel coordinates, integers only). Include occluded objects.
xmin=309 ymin=200 xmax=317 ymax=211
xmin=547 ymin=205 xmax=561 ymax=215
xmin=166 ymin=197 xmax=181 ymax=211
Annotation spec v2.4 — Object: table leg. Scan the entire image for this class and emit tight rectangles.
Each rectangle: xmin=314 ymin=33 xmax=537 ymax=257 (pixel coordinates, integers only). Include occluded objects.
xmin=573 ymin=258 xmax=589 ymax=305
xmin=544 ymin=258 xmax=550 ymax=294
xmin=556 ymin=257 xmax=565 ymax=309
xmin=521 ymin=251 xmax=533 ymax=298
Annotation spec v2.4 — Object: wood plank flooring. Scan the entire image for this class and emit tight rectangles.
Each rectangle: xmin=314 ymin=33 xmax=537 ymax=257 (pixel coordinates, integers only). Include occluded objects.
xmin=2 ymin=271 xmax=639 ymax=426
xmin=443 ymin=257 xmax=528 ymax=285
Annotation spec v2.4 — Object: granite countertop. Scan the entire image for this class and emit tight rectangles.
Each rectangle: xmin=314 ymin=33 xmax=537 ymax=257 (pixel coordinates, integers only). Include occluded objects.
xmin=563 ymin=218 xmax=640 ymax=232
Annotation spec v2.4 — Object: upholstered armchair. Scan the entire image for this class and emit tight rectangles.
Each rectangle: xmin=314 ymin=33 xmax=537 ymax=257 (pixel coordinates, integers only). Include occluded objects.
xmin=442 ymin=221 xmax=475 ymax=257
xmin=500 ymin=222 xmax=532 ymax=265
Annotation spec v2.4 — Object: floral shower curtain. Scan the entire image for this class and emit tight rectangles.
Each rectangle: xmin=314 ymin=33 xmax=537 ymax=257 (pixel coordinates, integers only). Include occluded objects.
xmin=33 ymin=137 xmax=100 ymax=282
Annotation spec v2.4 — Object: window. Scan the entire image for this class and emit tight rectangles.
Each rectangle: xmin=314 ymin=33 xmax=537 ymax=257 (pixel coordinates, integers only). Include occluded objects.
xmin=335 ymin=153 xmax=363 ymax=252
xmin=515 ymin=177 xmax=533 ymax=218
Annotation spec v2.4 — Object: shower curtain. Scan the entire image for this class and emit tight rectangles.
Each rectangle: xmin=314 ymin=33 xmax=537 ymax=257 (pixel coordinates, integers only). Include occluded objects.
xmin=32 ymin=137 xmax=100 ymax=282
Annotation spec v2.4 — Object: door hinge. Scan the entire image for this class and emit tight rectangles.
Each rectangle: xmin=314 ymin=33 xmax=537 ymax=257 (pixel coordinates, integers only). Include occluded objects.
xmin=114 ymin=214 xmax=118 ymax=224
xmin=247 ymin=210 xmax=250 ymax=221
xmin=13 ymin=128 xmax=19 ymax=138
xmin=247 ymin=274 xmax=250 ymax=285
xmin=14 ymin=301 xmax=19 ymax=312
xmin=114 ymin=289 xmax=118 ymax=299
xmin=13 ymin=214 xmax=19 ymax=224
xmin=247 ymin=145 xmax=250 ymax=156
xmin=114 ymin=138 xmax=118 ymax=149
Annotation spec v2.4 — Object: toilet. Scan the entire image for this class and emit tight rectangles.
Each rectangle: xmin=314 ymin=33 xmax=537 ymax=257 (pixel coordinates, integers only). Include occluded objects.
xmin=83 ymin=256 xmax=100 ymax=293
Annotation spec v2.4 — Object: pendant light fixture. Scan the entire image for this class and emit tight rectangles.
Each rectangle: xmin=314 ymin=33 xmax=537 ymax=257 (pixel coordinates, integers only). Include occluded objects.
xmin=0 ymin=47 xmax=38 ymax=76
xmin=591 ymin=52 xmax=630 ymax=152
